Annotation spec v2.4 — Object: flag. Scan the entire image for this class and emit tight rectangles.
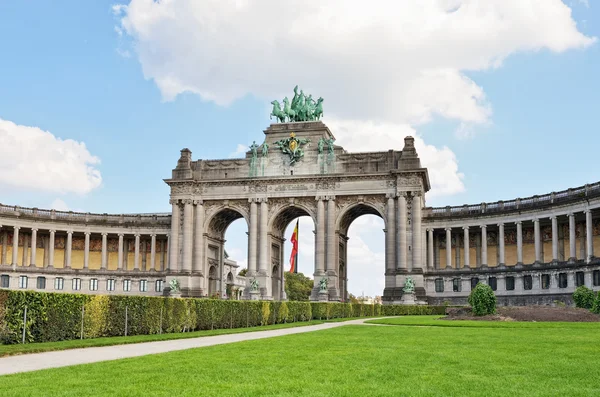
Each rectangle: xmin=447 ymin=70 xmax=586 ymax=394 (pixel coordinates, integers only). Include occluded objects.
xmin=289 ymin=220 xmax=299 ymax=273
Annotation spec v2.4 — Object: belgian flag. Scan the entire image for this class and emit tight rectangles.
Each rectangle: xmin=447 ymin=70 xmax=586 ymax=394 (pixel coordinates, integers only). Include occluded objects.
xmin=289 ymin=220 xmax=299 ymax=273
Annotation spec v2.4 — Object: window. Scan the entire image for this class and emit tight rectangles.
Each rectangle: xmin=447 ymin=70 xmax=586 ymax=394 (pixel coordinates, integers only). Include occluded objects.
xmin=435 ymin=278 xmax=444 ymax=293
xmin=471 ymin=277 xmax=479 ymax=290
xmin=594 ymin=270 xmax=600 ymax=287
xmin=139 ymin=280 xmax=148 ymax=292
xmin=0 ymin=275 xmax=9 ymax=288
xmin=89 ymin=278 xmax=98 ymax=291
xmin=523 ymin=275 xmax=533 ymax=290
xmin=155 ymin=280 xmax=164 ymax=292
xmin=505 ymin=276 xmax=515 ymax=291
xmin=54 ymin=277 xmax=64 ymax=290
xmin=72 ymin=278 xmax=81 ymax=291
xmin=452 ymin=278 xmax=461 ymax=292
xmin=123 ymin=279 xmax=131 ymax=292
xmin=107 ymin=279 xmax=116 ymax=291
xmin=576 ymin=272 xmax=585 ymax=287
xmin=541 ymin=274 xmax=550 ymax=290
xmin=18 ymin=276 xmax=28 ymax=289
xmin=559 ymin=273 xmax=568 ymax=289
xmin=488 ymin=277 xmax=497 ymax=291
xmin=36 ymin=277 xmax=46 ymax=290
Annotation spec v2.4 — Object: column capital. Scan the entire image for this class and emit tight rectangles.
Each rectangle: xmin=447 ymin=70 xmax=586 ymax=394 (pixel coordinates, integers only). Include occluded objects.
xmin=568 ymin=212 xmax=575 ymax=218
xmin=550 ymin=215 xmax=557 ymax=220
xmin=515 ymin=221 xmax=522 ymax=225
xmin=315 ymin=195 xmax=326 ymax=201
xmin=480 ymin=224 xmax=487 ymax=230
xmin=169 ymin=198 xmax=179 ymax=205
xmin=84 ymin=231 xmax=91 ymax=236
xmin=463 ymin=226 xmax=469 ymax=231
xmin=412 ymin=191 xmax=422 ymax=198
xmin=584 ymin=208 xmax=591 ymax=214
xmin=445 ymin=227 xmax=452 ymax=232
xmin=497 ymin=222 xmax=504 ymax=228
xmin=398 ymin=191 xmax=409 ymax=198
xmin=13 ymin=226 xmax=20 ymax=231
xmin=248 ymin=197 xmax=260 ymax=203
xmin=66 ymin=230 xmax=73 ymax=235
xmin=182 ymin=198 xmax=194 ymax=205
xmin=325 ymin=195 xmax=336 ymax=201
xmin=150 ymin=233 xmax=156 ymax=238
xmin=31 ymin=228 xmax=38 ymax=232
xmin=193 ymin=199 xmax=204 ymax=205
xmin=426 ymin=227 xmax=434 ymax=232
xmin=118 ymin=233 xmax=124 ymax=237
xmin=386 ymin=193 xmax=396 ymax=199
xmin=533 ymin=218 xmax=540 ymax=223
xmin=259 ymin=197 xmax=269 ymax=203
xmin=101 ymin=232 xmax=108 ymax=237
xmin=49 ymin=229 xmax=56 ymax=234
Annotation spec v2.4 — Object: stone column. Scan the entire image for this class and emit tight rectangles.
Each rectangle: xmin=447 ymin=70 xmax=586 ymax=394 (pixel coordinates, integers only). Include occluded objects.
xmin=83 ymin=232 xmax=90 ymax=269
xmin=326 ymin=197 xmax=337 ymax=273
xmin=534 ymin=218 xmax=541 ymax=264
xmin=30 ymin=228 xmax=37 ymax=267
xmin=248 ymin=199 xmax=258 ymax=274
xmin=117 ymin=233 xmax=124 ymax=270
xmin=427 ymin=228 xmax=434 ymax=270
xmin=397 ymin=193 xmax=407 ymax=270
xmin=182 ymin=200 xmax=194 ymax=273
xmin=259 ymin=198 xmax=269 ymax=274
xmin=551 ymin=216 xmax=558 ymax=262
xmin=385 ymin=194 xmax=396 ymax=273
xmin=150 ymin=234 xmax=156 ymax=271
xmin=193 ymin=201 xmax=205 ymax=273
xmin=498 ymin=223 xmax=505 ymax=266
xmin=134 ymin=233 xmax=140 ymax=271
xmin=315 ymin=197 xmax=326 ymax=275
xmin=480 ymin=225 xmax=487 ymax=266
xmin=445 ymin=228 xmax=452 ymax=268
xmin=22 ymin=234 xmax=28 ymax=268
xmin=569 ymin=213 xmax=576 ymax=262
xmin=454 ymin=234 xmax=460 ymax=268
xmin=11 ymin=226 xmax=19 ymax=269
xmin=169 ymin=200 xmax=181 ymax=271
xmin=48 ymin=229 xmax=55 ymax=268
xmin=65 ymin=231 xmax=73 ymax=269
xmin=411 ymin=192 xmax=422 ymax=270
xmin=516 ymin=221 xmax=523 ymax=265
xmin=585 ymin=209 xmax=593 ymax=263
xmin=463 ymin=226 xmax=470 ymax=268
xmin=101 ymin=232 xmax=108 ymax=270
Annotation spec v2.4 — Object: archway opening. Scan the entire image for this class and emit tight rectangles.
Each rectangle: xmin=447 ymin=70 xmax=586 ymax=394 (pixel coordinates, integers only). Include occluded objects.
xmin=339 ymin=204 xmax=385 ymax=303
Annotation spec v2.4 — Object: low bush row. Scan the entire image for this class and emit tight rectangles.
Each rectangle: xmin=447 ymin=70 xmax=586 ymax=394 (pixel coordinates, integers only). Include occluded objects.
xmin=0 ymin=290 xmax=445 ymax=344
xmin=573 ymin=286 xmax=600 ymax=314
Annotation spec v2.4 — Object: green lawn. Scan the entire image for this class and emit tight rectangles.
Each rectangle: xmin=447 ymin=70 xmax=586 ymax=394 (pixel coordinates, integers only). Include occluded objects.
xmin=2 ymin=317 xmax=600 ymax=396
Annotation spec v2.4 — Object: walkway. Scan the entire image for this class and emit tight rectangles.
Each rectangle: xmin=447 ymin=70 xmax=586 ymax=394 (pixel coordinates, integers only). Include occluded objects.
xmin=0 ymin=318 xmax=382 ymax=376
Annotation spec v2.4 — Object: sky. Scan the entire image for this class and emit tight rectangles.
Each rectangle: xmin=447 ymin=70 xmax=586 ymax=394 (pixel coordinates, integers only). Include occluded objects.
xmin=1 ymin=0 xmax=599 ymax=297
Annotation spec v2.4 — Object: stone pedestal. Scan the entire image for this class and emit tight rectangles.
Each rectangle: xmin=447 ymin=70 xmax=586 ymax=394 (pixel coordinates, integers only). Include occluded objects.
xmin=318 ymin=290 xmax=329 ymax=302
xmin=401 ymin=292 xmax=416 ymax=305
xmin=250 ymin=290 xmax=261 ymax=301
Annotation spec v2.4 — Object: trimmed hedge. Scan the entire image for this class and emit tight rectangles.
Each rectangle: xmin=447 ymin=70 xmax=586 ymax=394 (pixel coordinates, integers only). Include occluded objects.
xmin=0 ymin=290 xmax=445 ymax=345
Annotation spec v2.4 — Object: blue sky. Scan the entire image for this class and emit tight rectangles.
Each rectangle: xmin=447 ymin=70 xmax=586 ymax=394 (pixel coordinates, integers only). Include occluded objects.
xmin=1 ymin=0 xmax=598 ymax=297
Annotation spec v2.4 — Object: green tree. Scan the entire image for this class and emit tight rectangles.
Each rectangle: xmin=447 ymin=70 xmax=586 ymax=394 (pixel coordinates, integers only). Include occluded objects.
xmin=238 ymin=268 xmax=248 ymax=277
xmin=348 ymin=293 xmax=360 ymax=304
xmin=284 ymin=272 xmax=314 ymax=301
xmin=468 ymin=283 xmax=496 ymax=316
xmin=573 ymin=286 xmax=595 ymax=309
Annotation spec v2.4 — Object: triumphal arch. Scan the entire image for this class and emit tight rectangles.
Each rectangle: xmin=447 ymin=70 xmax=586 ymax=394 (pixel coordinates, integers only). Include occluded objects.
xmin=165 ymin=88 xmax=430 ymax=302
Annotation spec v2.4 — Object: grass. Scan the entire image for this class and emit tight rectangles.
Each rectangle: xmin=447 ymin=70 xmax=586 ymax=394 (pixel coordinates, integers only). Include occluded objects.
xmin=366 ymin=315 xmax=600 ymax=328
xmin=0 ymin=317 xmax=368 ymax=358
xmin=2 ymin=316 xmax=600 ymax=396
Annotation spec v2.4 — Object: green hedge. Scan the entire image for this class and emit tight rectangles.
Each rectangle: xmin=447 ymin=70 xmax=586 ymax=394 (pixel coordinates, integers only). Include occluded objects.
xmin=0 ymin=290 xmax=445 ymax=345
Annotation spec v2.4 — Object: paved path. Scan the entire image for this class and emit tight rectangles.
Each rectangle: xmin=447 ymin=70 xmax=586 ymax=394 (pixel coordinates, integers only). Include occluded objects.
xmin=0 ymin=318 xmax=384 ymax=376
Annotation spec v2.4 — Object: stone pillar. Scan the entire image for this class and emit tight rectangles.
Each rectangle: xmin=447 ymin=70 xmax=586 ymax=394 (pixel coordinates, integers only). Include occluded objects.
xmin=48 ymin=230 xmax=55 ymax=268
xmin=134 ymin=233 xmax=140 ymax=271
xmin=117 ymin=233 xmax=124 ymax=270
xmin=427 ymin=228 xmax=434 ymax=270
xmin=551 ymin=216 xmax=558 ymax=262
xmin=569 ymin=213 xmax=576 ymax=262
xmin=445 ymin=228 xmax=452 ymax=268
xmin=165 ymin=234 xmax=170 ymax=271
xmin=315 ymin=197 xmax=326 ymax=275
xmin=169 ymin=200 xmax=181 ymax=271
xmin=22 ymin=234 xmax=28 ymax=268
xmin=194 ymin=201 xmax=205 ymax=273
xmin=182 ymin=200 xmax=194 ymax=273
xmin=248 ymin=199 xmax=258 ymax=274
xmin=516 ymin=221 xmax=523 ymax=264
xmin=30 ymin=228 xmax=37 ymax=267
xmin=397 ymin=193 xmax=407 ymax=270
xmin=585 ymin=210 xmax=593 ymax=263
xmin=150 ymin=234 xmax=156 ymax=271
xmin=454 ymin=234 xmax=460 ymax=269
xmin=65 ymin=231 xmax=73 ymax=269
xmin=259 ymin=198 xmax=269 ymax=274
xmin=101 ymin=232 xmax=108 ymax=270
xmin=11 ymin=226 xmax=19 ymax=269
xmin=411 ymin=193 xmax=422 ymax=270
xmin=83 ymin=232 xmax=90 ymax=269
xmin=534 ymin=218 xmax=541 ymax=264
xmin=385 ymin=194 xmax=396 ymax=272
xmin=463 ymin=226 xmax=470 ymax=268
xmin=498 ymin=223 xmax=505 ymax=266
xmin=480 ymin=225 xmax=487 ymax=266
xmin=326 ymin=197 xmax=337 ymax=274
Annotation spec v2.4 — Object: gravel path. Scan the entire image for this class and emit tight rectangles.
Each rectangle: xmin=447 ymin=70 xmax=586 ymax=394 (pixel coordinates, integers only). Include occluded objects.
xmin=0 ymin=318 xmax=383 ymax=376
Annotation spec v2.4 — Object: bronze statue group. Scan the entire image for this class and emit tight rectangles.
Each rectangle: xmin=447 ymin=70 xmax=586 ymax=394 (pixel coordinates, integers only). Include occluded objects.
xmin=270 ymin=85 xmax=324 ymax=123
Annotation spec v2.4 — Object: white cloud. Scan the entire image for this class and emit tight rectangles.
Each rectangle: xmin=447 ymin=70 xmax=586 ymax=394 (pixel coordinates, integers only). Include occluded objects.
xmin=50 ymin=198 xmax=70 ymax=211
xmin=0 ymin=118 xmax=102 ymax=194
xmin=228 ymin=144 xmax=248 ymax=158
xmin=326 ymin=118 xmax=465 ymax=199
xmin=115 ymin=0 xmax=594 ymax=129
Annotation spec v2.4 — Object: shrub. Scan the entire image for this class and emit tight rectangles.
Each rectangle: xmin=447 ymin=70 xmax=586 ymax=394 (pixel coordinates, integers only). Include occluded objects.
xmin=277 ymin=302 xmax=289 ymax=323
xmin=573 ymin=286 xmax=595 ymax=309
xmin=261 ymin=301 xmax=270 ymax=325
xmin=592 ymin=293 xmax=600 ymax=314
xmin=468 ymin=283 xmax=496 ymax=316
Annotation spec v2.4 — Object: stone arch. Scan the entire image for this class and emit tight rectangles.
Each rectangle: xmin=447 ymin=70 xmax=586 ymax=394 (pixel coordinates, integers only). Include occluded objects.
xmin=269 ymin=204 xmax=316 ymax=238
xmin=205 ymin=206 xmax=249 ymax=239
xmin=208 ymin=265 xmax=218 ymax=296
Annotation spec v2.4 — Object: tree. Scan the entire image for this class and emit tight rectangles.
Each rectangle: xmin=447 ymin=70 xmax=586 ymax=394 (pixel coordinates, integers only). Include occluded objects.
xmin=468 ymin=283 xmax=496 ymax=316
xmin=238 ymin=268 xmax=248 ymax=277
xmin=284 ymin=272 xmax=314 ymax=301
xmin=348 ymin=293 xmax=360 ymax=304
xmin=573 ymin=286 xmax=595 ymax=309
